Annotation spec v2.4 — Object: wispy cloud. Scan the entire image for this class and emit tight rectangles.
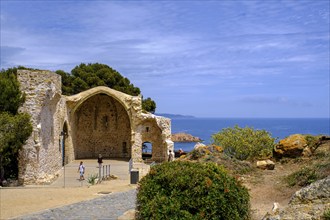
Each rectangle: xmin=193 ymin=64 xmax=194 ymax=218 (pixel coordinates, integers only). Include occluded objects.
xmin=0 ymin=0 xmax=328 ymax=117
xmin=240 ymin=95 xmax=313 ymax=107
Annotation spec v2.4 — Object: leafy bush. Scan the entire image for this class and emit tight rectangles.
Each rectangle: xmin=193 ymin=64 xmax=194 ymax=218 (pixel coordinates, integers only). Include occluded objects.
xmin=0 ymin=112 xmax=32 ymax=180
xmin=136 ymin=161 xmax=250 ymax=220
xmin=189 ymin=145 xmax=223 ymax=160
xmin=212 ymin=125 xmax=275 ymax=160
xmin=183 ymin=145 xmax=254 ymax=175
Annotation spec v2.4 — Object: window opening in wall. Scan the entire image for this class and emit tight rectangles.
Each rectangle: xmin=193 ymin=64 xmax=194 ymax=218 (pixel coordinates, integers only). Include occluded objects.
xmin=142 ymin=141 xmax=152 ymax=161
xmin=146 ymin=127 xmax=149 ymax=132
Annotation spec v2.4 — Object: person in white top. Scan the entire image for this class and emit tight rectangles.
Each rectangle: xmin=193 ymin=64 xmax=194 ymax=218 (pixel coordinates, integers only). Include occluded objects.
xmin=168 ymin=150 xmax=175 ymax=162
xmin=78 ymin=161 xmax=85 ymax=180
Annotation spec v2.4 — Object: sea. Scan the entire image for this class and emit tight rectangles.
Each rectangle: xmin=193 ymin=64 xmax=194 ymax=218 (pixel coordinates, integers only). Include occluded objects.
xmin=171 ymin=118 xmax=330 ymax=152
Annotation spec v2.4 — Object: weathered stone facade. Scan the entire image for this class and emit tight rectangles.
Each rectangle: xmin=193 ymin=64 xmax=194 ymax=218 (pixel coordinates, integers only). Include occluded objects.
xmin=17 ymin=69 xmax=173 ymax=184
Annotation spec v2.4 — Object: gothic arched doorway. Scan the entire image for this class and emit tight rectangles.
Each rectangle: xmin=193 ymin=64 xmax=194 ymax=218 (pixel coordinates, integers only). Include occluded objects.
xmin=72 ymin=93 xmax=131 ymax=159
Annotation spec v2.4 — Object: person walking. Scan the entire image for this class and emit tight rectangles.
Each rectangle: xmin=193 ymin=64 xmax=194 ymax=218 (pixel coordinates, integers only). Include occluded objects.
xmin=97 ymin=154 xmax=103 ymax=182
xmin=168 ymin=150 xmax=174 ymax=162
xmin=78 ymin=161 xmax=85 ymax=180
xmin=97 ymin=154 xmax=103 ymax=168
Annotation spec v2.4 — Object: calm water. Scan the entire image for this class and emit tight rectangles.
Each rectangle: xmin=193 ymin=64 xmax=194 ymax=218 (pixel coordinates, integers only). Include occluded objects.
xmin=171 ymin=118 xmax=330 ymax=152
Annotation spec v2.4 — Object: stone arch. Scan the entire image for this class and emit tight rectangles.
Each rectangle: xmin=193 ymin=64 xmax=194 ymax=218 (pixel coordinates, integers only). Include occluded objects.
xmin=71 ymin=92 xmax=131 ymax=159
xmin=69 ymin=86 xmax=131 ymax=116
xmin=139 ymin=119 xmax=164 ymax=162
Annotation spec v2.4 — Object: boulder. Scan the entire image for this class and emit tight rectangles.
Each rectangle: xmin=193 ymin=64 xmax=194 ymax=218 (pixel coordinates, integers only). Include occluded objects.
xmin=290 ymin=175 xmax=330 ymax=205
xmin=273 ymin=134 xmax=308 ymax=158
xmin=257 ymin=160 xmax=275 ymax=170
xmin=263 ymin=176 xmax=330 ymax=220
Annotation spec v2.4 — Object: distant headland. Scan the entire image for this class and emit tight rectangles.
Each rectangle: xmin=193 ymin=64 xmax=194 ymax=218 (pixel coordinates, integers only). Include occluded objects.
xmin=156 ymin=113 xmax=196 ymax=119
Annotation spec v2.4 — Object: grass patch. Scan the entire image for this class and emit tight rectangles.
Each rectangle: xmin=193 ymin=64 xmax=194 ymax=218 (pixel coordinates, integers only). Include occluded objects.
xmin=283 ymin=158 xmax=330 ymax=187
xmin=323 ymin=208 xmax=330 ymax=220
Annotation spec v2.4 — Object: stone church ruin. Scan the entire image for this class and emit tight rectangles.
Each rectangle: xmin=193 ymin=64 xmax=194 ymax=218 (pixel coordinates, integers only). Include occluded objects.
xmin=17 ymin=69 xmax=173 ymax=184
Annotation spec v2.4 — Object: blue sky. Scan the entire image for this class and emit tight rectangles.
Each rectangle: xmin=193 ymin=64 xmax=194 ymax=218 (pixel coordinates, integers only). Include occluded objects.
xmin=1 ymin=0 xmax=329 ymax=118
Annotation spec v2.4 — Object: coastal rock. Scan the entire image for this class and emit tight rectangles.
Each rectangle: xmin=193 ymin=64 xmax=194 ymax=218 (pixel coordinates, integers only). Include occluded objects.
xmin=171 ymin=132 xmax=202 ymax=142
xmin=257 ymin=160 xmax=275 ymax=170
xmin=263 ymin=176 xmax=330 ymax=220
xmin=273 ymin=134 xmax=308 ymax=158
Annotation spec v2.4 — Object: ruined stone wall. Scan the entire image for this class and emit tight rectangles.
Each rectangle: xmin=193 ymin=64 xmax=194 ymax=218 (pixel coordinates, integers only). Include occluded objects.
xmin=16 ymin=71 xmax=172 ymax=184
xmin=73 ymin=94 xmax=131 ymax=158
xmin=136 ymin=114 xmax=174 ymax=162
xmin=139 ymin=119 xmax=163 ymax=161
xmin=17 ymin=70 xmax=63 ymax=184
xmin=154 ymin=115 xmax=174 ymax=161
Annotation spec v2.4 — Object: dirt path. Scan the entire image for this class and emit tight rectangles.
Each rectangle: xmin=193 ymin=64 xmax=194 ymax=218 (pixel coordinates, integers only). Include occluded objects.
xmin=246 ymin=162 xmax=301 ymax=219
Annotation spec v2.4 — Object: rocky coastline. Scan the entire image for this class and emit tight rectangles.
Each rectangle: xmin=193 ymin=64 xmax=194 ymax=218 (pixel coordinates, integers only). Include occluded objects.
xmin=171 ymin=132 xmax=202 ymax=142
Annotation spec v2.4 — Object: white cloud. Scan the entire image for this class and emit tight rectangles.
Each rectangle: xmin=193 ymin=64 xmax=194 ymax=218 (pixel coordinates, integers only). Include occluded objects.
xmin=0 ymin=0 xmax=328 ymax=117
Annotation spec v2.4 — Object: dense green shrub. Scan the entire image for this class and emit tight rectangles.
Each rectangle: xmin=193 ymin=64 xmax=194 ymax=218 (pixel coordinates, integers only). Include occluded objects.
xmin=0 ymin=112 xmax=32 ymax=180
xmin=0 ymin=67 xmax=25 ymax=114
xmin=136 ymin=161 xmax=250 ymax=220
xmin=0 ymin=67 xmax=33 ymax=182
xmin=212 ymin=125 xmax=275 ymax=160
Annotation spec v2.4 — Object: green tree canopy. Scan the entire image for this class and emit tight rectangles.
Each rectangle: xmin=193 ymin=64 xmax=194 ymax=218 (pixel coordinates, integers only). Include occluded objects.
xmin=142 ymin=97 xmax=156 ymax=114
xmin=0 ymin=67 xmax=33 ymax=182
xmin=57 ymin=63 xmax=156 ymax=113
xmin=0 ymin=68 xmax=25 ymax=114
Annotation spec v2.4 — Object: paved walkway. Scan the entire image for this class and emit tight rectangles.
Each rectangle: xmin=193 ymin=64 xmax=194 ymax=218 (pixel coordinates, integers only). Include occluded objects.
xmin=51 ymin=159 xmax=131 ymax=188
xmin=11 ymin=189 xmax=137 ymax=220
xmin=10 ymin=159 xmax=140 ymax=219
